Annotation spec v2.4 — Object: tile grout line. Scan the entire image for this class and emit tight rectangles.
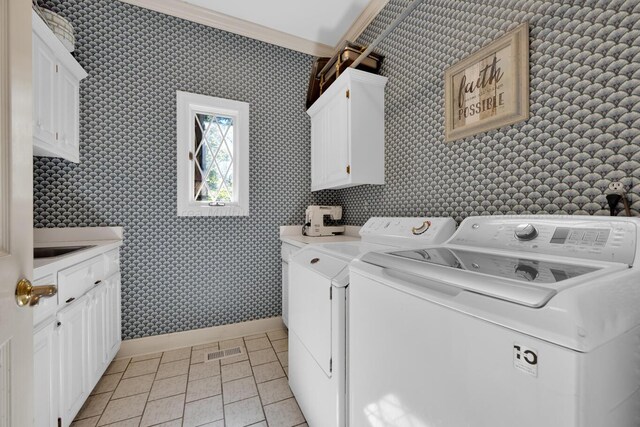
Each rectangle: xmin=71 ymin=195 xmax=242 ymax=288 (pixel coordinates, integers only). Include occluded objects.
xmin=82 ymin=357 xmax=133 ymax=425
xmin=179 ymin=366 xmax=187 ymax=427
xmin=110 ymin=356 xmax=150 ymax=426
xmin=264 ymin=330 xmax=304 ymax=424
xmin=77 ymin=331 xmax=292 ymax=427
xmin=243 ymin=336 xmax=268 ymax=426
xmin=136 ymin=350 xmax=161 ymax=427
xmin=259 ymin=330 xmax=292 ymax=424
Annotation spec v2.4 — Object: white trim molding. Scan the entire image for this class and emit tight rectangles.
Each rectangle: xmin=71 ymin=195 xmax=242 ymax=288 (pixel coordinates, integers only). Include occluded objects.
xmin=176 ymin=91 xmax=250 ymax=217
xmin=0 ymin=0 xmax=9 ymax=257
xmin=336 ymin=0 xmax=390 ymax=52
xmin=116 ymin=316 xmax=285 ymax=359
xmin=120 ymin=0 xmax=335 ymax=56
xmin=119 ymin=0 xmax=389 ymax=57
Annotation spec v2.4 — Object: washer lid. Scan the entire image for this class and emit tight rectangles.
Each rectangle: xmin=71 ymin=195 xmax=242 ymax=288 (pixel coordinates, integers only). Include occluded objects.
xmin=390 ymin=247 xmax=599 ymax=284
xmin=361 ymin=248 xmax=627 ymax=308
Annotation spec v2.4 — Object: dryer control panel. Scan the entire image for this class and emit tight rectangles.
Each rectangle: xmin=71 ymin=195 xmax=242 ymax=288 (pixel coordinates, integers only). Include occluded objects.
xmin=449 ymin=216 xmax=638 ymax=266
xmin=359 ymin=217 xmax=457 ymax=248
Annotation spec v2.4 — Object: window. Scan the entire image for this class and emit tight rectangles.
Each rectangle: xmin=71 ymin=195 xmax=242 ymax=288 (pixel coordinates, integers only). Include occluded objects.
xmin=177 ymin=91 xmax=249 ymax=216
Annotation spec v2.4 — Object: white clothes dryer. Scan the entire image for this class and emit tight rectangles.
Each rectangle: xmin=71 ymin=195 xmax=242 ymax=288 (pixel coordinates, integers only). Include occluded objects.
xmin=288 ymin=217 xmax=457 ymax=427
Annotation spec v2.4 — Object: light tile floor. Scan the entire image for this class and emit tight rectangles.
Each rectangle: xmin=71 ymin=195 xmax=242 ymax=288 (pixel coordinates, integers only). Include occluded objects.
xmin=72 ymin=329 xmax=307 ymax=427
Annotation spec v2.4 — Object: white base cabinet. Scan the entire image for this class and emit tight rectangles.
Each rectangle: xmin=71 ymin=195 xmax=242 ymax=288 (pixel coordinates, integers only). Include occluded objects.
xmin=33 ymin=248 xmax=121 ymax=427
xmin=307 ymin=68 xmax=388 ymax=191
xmin=32 ymin=10 xmax=87 ymax=162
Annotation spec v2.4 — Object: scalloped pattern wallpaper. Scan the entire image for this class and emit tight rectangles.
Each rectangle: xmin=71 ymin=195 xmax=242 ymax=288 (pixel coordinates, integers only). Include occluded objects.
xmin=33 ymin=0 xmax=336 ymax=339
xmin=33 ymin=0 xmax=640 ymax=339
xmin=337 ymin=0 xmax=640 ymax=224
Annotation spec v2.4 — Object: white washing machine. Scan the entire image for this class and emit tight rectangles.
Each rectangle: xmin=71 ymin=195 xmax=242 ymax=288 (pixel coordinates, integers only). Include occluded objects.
xmin=288 ymin=217 xmax=457 ymax=427
xmin=348 ymin=215 xmax=640 ymax=427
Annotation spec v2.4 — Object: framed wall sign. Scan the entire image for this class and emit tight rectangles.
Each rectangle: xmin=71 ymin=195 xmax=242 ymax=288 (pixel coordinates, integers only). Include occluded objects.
xmin=444 ymin=22 xmax=529 ymax=142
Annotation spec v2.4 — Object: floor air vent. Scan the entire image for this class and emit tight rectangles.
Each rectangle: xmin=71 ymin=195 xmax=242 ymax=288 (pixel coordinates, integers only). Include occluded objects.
xmin=206 ymin=346 xmax=243 ymax=362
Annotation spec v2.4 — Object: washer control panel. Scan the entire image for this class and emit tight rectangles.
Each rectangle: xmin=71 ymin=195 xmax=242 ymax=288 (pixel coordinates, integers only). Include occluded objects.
xmin=449 ymin=216 xmax=637 ymax=266
xmin=549 ymin=227 xmax=611 ymax=247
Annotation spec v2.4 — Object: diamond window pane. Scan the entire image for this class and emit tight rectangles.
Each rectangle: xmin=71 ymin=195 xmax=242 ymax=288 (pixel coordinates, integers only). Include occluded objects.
xmin=193 ymin=112 xmax=234 ymax=203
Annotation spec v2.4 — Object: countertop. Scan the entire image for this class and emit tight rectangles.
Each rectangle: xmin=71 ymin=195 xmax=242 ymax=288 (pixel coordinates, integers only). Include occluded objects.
xmin=279 ymin=225 xmax=361 ymax=248
xmin=34 ymin=227 xmax=124 ymax=279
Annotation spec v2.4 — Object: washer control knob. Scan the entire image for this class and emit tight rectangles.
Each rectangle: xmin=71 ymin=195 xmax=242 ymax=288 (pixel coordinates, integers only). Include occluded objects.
xmin=514 ymin=224 xmax=538 ymax=241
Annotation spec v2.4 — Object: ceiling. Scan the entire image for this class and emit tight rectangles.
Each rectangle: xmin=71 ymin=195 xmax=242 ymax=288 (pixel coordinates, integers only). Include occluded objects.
xmin=120 ymin=0 xmax=389 ymax=56
xmin=184 ymin=0 xmax=371 ymax=47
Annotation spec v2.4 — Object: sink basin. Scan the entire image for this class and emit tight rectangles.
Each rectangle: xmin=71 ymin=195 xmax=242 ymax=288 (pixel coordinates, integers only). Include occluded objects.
xmin=34 ymin=245 xmax=95 ymax=259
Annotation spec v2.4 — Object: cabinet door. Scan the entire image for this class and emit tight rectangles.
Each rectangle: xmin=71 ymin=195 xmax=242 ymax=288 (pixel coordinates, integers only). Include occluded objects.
xmin=58 ymin=296 xmax=90 ymax=424
xmin=106 ymin=274 xmax=122 ymax=359
xmin=34 ymin=321 xmax=59 ymax=427
xmin=310 ymin=108 xmax=327 ymax=189
xmin=87 ymin=283 xmax=108 ymax=387
xmin=32 ymin=34 xmax=57 ymax=146
xmin=323 ymin=86 xmax=350 ymax=185
xmin=56 ymin=64 xmax=80 ymax=162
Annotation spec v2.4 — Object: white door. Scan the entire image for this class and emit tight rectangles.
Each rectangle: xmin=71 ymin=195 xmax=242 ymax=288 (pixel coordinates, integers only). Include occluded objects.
xmin=0 ymin=0 xmax=35 ymax=425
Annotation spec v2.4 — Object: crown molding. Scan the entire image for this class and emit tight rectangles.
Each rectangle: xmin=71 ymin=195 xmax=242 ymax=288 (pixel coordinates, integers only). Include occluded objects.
xmin=119 ymin=0 xmax=389 ymax=57
xmin=335 ymin=0 xmax=390 ymax=52
xmin=119 ymin=0 xmax=335 ymax=56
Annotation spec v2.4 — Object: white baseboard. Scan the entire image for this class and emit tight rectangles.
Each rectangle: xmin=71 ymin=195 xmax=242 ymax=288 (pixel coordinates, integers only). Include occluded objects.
xmin=116 ymin=316 xmax=285 ymax=359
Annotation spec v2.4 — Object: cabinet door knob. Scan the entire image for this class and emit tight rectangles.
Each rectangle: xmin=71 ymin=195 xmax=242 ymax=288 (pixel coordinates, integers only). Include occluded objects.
xmin=94 ymin=280 xmax=102 ymax=285
xmin=65 ymin=297 xmax=75 ymax=304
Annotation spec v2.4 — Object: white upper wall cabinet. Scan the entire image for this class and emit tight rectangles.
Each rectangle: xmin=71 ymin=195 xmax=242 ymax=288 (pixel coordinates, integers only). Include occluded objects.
xmin=307 ymin=68 xmax=388 ymax=191
xmin=32 ymin=10 xmax=87 ymax=163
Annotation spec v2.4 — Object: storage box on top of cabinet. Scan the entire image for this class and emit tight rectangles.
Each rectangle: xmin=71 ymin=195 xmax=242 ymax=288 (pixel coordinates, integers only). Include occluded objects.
xmin=32 ymin=9 xmax=87 ymax=163
xmin=307 ymin=68 xmax=387 ymax=191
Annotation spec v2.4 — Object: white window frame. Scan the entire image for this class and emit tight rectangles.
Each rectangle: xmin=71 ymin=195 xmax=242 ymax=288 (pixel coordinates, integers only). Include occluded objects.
xmin=176 ymin=91 xmax=249 ymax=217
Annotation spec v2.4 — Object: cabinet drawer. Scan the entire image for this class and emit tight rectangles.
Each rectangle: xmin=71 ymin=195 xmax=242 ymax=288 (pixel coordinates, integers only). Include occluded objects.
xmin=58 ymin=256 xmax=105 ymax=305
xmin=103 ymin=249 xmax=120 ymax=277
xmin=33 ymin=274 xmax=58 ymax=327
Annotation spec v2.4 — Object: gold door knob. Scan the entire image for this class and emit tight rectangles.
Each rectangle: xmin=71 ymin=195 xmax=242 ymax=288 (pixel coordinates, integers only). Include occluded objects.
xmin=15 ymin=279 xmax=57 ymax=307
